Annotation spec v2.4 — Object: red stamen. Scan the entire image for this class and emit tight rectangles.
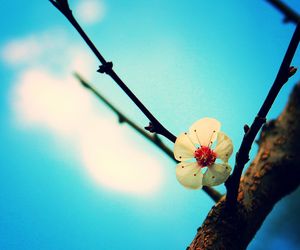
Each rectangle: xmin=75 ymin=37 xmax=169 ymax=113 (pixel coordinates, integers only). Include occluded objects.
xmin=194 ymin=146 xmax=217 ymax=167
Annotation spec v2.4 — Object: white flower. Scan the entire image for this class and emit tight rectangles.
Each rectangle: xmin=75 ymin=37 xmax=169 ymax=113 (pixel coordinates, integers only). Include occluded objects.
xmin=174 ymin=118 xmax=233 ymax=189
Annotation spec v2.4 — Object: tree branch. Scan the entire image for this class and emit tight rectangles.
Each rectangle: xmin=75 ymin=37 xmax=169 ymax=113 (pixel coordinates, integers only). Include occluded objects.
xmin=189 ymin=81 xmax=300 ymax=249
xmin=49 ymin=0 xmax=176 ymax=143
xmin=225 ymin=22 xmax=300 ymax=207
xmin=266 ymin=0 xmax=300 ymax=24
xmin=74 ymin=73 xmax=222 ymax=202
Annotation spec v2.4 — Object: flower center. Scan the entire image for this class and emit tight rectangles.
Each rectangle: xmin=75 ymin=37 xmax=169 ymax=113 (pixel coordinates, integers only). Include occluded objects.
xmin=194 ymin=146 xmax=217 ymax=167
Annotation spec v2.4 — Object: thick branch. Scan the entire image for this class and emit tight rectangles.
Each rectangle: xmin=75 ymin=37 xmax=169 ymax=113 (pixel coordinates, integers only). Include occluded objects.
xmin=74 ymin=73 xmax=222 ymax=202
xmin=225 ymin=22 xmax=300 ymax=207
xmin=266 ymin=0 xmax=300 ymax=24
xmin=189 ymin=82 xmax=300 ymax=249
xmin=49 ymin=0 xmax=176 ymax=142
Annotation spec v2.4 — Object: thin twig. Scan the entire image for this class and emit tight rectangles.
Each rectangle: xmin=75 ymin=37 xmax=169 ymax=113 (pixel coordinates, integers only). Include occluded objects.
xmin=266 ymin=0 xmax=300 ymax=24
xmin=74 ymin=73 xmax=222 ymax=202
xmin=225 ymin=22 xmax=300 ymax=207
xmin=49 ymin=0 xmax=176 ymax=143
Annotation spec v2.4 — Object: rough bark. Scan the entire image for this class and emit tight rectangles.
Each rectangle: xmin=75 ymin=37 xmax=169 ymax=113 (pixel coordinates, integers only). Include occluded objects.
xmin=188 ymin=82 xmax=300 ymax=250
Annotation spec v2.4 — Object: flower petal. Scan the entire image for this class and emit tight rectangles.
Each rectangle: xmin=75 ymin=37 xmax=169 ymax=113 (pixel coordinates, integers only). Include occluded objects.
xmin=202 ymin=163 xmax=231 ymax=186
xmin=174 ymin=132 xmax=196 ymax=161
xmin=176 ymin=162 xmax=203 ymax=189
xmin=214 ymin=131 xmax=233 ymax=162
xmin=189 ymin=118 xmax=221 ymax=147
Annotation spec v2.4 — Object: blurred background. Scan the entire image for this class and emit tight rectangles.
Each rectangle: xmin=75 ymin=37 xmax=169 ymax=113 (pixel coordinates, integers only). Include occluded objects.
xmin=0 ymin=0 xmax=299 ymax=249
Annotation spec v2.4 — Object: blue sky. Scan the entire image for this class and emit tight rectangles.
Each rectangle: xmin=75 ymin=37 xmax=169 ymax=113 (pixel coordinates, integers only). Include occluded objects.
xmin=0 ymin=1 xmax=299 ymax=249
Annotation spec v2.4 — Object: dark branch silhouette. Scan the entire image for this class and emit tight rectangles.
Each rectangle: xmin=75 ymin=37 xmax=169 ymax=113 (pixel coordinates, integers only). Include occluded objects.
xmin=189 ymin=81 xmax=300 ymax=249
xmin=74 ymin=73 xmax=222 ymax=202
xmin=225 ymin=22 xmax=300 ymax=207
xmin=49 ymin=1 xmax=299 ymax=206
xmin=49 ymin=0 xmax=176 ymax=143
xmin=48 ymin=1 xmax=300 ymax=248
xmin=266 ymin=0 xmax=300 ymax=24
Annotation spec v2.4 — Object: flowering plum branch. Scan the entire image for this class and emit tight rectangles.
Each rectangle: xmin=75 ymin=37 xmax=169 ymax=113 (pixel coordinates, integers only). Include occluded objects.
xmin=74 ymin=73 xmax=222 ymax=202
xmin=49 ymin=1 xmax=300 ymax=248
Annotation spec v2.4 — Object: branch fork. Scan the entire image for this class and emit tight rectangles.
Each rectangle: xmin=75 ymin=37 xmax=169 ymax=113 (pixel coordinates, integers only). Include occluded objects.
xmin=50 ymin=0 xmax=299 ymax=208
xmin=225 ymin=21 xmax=300 ymax=207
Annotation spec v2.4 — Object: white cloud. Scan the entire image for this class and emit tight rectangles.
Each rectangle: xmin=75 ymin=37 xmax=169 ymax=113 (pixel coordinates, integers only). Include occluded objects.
xmin=75 ymin=0 xmax=105 ymax=25
xmin=3 ymin=29 xmax=164 ymax=196
xmin=1 ymin=37 xmax=42 ymax=65
xmin=1 ymin=30 xmax=70 ymax=67
xmin=12 ymin=68 xmax=94 ymax=137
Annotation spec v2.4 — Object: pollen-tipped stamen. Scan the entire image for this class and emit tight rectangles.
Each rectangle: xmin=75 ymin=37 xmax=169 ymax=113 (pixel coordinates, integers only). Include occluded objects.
xmin=207 ymin=130 xmax=217 ymax=147
xmin=193 ymin=129 xmax=202 ymax=146
xmin=184 ymin=132 xmax=197 ymax=149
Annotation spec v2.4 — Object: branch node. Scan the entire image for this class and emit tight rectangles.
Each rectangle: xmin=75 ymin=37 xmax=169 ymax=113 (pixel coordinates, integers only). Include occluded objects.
xmin=243 ymin=124 xmax=250 ymax=133
xmin=49 ymin=0 xmax=71 ymax=14
xmin=255 ymin=116 xmax=267 ymax=124
xmin=266 ymin=0 xmax=300 ymax=25
xmin=79 ymin=79 xmax=90 ymax=89
xmin=289 ymin=66 xmax=297 ymax=77
xmin=97 ymin=62 xmax=113 ymax=74
xmin=145 ymin=122 xmax=155 ymax=133
xmin=118 ymin=115 xmax=125 ymax=123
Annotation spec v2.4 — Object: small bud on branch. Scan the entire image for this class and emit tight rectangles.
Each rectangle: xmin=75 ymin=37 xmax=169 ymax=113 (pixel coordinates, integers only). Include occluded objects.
xmin=288 ymin=66 xmax=297 ymax=77
xmin=243 ymin=124 xmax=250 ymax=133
